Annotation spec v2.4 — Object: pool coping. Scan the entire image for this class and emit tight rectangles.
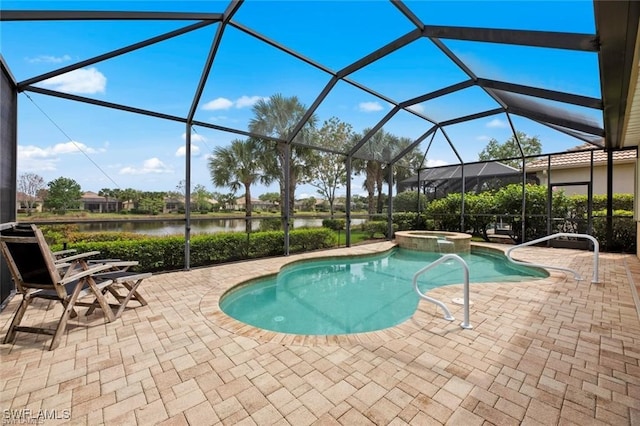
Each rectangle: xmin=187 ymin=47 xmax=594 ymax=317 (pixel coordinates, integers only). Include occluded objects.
xmin=199 ymin=241 xmax=568 ymax=346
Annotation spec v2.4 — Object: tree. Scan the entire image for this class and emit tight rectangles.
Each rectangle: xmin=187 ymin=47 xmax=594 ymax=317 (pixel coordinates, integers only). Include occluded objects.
xmin=308 ymin=117 xmax=353 ymax=218
xmin=352 ymin=128 xmax=397 ymax=215
xmin=259 ymin=192 xmax=279 ymax=203
xmin=301 ymin=197 xmax=316 ymax=212
xmin=44 ymin=177 xmax=83 ymax=213
xmin=192 ymin=184 xmax=211 ymax=212
xmin=393 ymin=190 xmax=427 ymax=213
xmin=17 ymin=172 xmax=45 ymax=216
xmin=258 ymin=192 xmax=279 ymax=211
xmin=176 ymin=179 xmax=186 ymax=197
xmin=478 ymin=131 xmax=542 ymax=168
xmin=390 ymin=138 xmax=423 ymax=192
xmin=208 ymin=138 xmax=268 ymax=232
xmin=137 ymin=191 xmax=165 ymax=214
xmin=117 ymin=188 xmax=138 ymax=211
xmin=218 ymin=193 xmax=237 ymax=211
xmin=249 ymin=93 xmax=317 ymax=217
xmin=98 ymin=188 xmax=116 ymax=213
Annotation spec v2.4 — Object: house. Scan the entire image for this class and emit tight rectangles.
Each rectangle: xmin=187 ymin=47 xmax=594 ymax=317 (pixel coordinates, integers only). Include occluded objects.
xmin=526 ymin=144 xmax=637 ymax=196
xmin=80 ymin=191 xmax=118 ymax=213
xmin=163 ymin=196 xmax=184 ymax=213
xmin=16 ymin=191 xmax=43 ymax=213
xmin=235 ymin=197 xmax=277 ymax=211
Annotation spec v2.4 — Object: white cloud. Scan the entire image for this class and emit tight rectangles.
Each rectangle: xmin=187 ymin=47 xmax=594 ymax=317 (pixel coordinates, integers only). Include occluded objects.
xmin=175 ymin=145 xmax=201 ymax=157
xmin=476 ymin=135 xmax=491 ymax=141
xmin=17 ymin=146 xmax=59 ymax=171
xmin=202 ymin=97 xmax=234 ymax=110
xmin=40 ymin=67 xmax=106 ymax=94
xmin=26 ymin=54 xmax=72 ymax=64
xmin=358 ymin=101 xmax=383 ymax=112
xmin=407 ymin=104 xmax=425 ymax=114
xmin=181 ymin=133 xmax=207 ymax=143
xmin=17 ymin=140 xmax=103 ymax=172
xmin=425 ymin=159 xmax=449 ymax=167
xmin=486 ymin=118 xmax=507 ymax=128
xmin=202 ymin=95 xmax=266 ymax=111
xmin=235 ymin=95 xmax=266 ymax=108
xmin=119 ymin=157 xmax=173 ymax=175
xmin=52 ymin=141 xmax=103 ymax=154
xmin=19 ymin=141 xmax=102 ymax=159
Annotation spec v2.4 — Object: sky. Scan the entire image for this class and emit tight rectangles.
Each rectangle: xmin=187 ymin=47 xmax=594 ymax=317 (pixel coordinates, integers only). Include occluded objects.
xmin=1 ymin=0 xmax=602 ymax=199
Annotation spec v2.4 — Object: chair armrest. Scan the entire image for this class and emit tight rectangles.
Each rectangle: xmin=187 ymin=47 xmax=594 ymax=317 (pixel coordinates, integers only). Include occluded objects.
xmin=96 ymin=261 xmax=139 ymax=268
xmin=51 ymin=249 xmax=77 ymax=257
xmin=54 ymin=251 xmax=101 ymax=263
xmin=55 ymin=262 xmax=72 ymax=270
xmin=58 ymin=263 xmax=116 ymax=284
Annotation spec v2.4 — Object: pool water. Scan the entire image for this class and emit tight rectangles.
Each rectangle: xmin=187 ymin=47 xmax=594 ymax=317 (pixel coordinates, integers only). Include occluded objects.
xmin=219 ymin=248 xmax=547 ymax=335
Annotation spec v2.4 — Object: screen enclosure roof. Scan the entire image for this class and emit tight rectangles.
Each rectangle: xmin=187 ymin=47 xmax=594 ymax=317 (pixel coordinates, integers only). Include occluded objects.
xmin=1 ymin=0 xmax=639 ymax=170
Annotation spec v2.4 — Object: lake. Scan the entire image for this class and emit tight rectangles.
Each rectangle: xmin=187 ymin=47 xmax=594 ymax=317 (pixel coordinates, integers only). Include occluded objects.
xmin=75 ymin=217 xmax=367 ymax=236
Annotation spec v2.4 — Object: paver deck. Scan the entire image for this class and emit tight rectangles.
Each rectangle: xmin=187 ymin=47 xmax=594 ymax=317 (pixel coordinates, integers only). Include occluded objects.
xmin=1 ymin=242 xmax=639 ymax=425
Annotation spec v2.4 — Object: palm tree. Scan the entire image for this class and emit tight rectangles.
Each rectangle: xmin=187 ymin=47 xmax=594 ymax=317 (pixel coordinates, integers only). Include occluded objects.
xmin=248 ymin=93 xmax=317 ymax=217
xmin=98 ymin=188 xmax=115 ymax=213
xmin=352 ymin=128 xmax=397 ymax=215
xmin=384 ymin=137 xmax=423 ymax=194
xmin=208 ymin=138 xmax=268 ymax=232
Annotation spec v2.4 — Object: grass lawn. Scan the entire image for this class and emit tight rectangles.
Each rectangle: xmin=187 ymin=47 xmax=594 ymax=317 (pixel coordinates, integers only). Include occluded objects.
xmin=334 ymin=230 xmax=385 ymax=246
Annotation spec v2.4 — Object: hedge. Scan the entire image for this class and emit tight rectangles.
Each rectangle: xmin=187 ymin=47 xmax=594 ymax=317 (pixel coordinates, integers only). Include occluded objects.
xmin=420 ymin=185 xmax=636 ymax=252
xmin=52 ymin=228 xmax=336 ymax=272
xmin=592 ymin=209 xmax=636 ymax=252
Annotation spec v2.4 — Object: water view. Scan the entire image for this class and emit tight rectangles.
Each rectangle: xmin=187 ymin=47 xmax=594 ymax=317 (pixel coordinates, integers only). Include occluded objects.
xmin=75 ymin=218 xmax=366 ymax=236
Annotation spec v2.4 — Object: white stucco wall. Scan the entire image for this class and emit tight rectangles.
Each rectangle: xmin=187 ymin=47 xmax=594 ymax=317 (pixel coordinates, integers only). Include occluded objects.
xmin=535 ymin=163 xmax=636 ymax=195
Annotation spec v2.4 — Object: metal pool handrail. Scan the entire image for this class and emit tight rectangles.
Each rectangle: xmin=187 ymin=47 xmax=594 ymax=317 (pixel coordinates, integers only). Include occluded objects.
xmin=505 ymin=233 xmax=599 ymax=284
xmin=413 ymin=254 xmax=472 ymax=329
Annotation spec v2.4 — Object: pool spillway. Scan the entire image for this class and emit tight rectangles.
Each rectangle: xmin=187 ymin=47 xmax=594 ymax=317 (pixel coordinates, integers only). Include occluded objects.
xmin=394 ymin=231 xmax=472 ymax=253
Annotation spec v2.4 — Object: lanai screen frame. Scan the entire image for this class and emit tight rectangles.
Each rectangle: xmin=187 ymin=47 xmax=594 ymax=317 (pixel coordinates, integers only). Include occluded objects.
xmin=0 ymin=0 xmax=637 ymax=270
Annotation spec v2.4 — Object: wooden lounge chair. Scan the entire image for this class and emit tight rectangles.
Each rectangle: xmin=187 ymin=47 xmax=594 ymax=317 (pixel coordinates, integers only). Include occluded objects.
xmin=0 ymin=224 xmax=149 ymax=350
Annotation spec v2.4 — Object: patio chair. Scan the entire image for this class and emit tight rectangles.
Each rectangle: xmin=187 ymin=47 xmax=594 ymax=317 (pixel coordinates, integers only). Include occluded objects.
xmin=0 ymin=224 xmax=149 ymax=350
xmin=36 ymin=225 xmax=151 ymax=315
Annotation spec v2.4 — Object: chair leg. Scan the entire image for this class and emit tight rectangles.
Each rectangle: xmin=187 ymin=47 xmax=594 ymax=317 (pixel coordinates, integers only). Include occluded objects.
xmin=114 ymin=279 xmax=147 ymax=318
xmin=2 ymin=296 xmax=31 ymax=344
xmin=86 ymin=278 xmax=115 ymax=323
xmin=49 ymin=279 xmax=85 ymax=350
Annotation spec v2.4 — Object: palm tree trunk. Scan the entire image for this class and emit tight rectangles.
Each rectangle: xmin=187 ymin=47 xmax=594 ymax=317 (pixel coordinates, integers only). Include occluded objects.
xmin=244 ymin=184 xmax=252 ymax=233
xmin=375 ymin=165 xmax=385 ymax=214
xmin=365 ymin=161 xmax=376 ymax=217
xmin=289 ymin=171 xmax=297 ymax=218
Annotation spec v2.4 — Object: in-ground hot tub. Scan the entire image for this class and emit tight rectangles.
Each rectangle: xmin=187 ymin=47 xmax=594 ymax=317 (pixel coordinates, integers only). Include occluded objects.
xmin=394 ymin=231 xmax=471 ymax=253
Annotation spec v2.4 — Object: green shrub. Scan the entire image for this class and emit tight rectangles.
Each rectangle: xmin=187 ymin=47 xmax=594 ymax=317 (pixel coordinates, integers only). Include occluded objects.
xmin=322 ymin=218 xmax=345 ymax=231
xmin=591 ymin=209 xmax=636 ymax=252
xmin=425 ymin=193 xmax=462 ymax=232
xmin=393 ymin=190 xmax=427 ymax=212
xmin=363 ymin=221 xmax=397 ymax=238
xmin=67 ymin=232 xmax=146 ymax=243
xmin=54 ymin=228 xmax=337 ymax=272
xmin=392 ymin=212 xmax=424 ymax=231
xmin=570 ymin=193 xmax=634 ymax=213
xmin=259 ymin=217 xmax=283 ymax=231
xmin=464 ymin=192 xmax=496 ymax=240
xmin=289 ymin=228 xmax=336 ymax=253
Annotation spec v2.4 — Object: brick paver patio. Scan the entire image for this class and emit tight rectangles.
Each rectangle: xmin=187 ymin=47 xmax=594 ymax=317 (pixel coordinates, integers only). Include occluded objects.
xmin=1 ymin=242 xmax=639 ymax=425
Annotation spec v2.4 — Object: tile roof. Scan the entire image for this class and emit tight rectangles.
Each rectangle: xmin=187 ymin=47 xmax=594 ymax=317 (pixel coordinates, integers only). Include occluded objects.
xmin=527 ymin=144 xmax=636 ymax=171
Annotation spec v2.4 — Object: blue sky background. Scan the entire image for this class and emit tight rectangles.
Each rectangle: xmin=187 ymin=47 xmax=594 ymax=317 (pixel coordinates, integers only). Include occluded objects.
xmin=1 ymin=0 xmax=602 ymax=198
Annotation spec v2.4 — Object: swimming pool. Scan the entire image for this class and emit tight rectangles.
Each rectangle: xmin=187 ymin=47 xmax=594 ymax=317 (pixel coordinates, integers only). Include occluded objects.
xmin=219 ymin=247 xmax=547 ymax=335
